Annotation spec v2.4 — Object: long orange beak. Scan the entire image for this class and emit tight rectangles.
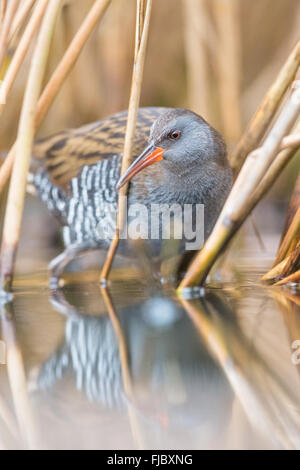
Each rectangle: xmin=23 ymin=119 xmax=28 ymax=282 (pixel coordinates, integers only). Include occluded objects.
xmin=116 ymin=145 xmax=165 ymax=190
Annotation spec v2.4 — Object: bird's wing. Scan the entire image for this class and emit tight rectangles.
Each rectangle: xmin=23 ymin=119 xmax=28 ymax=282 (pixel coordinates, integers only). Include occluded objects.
xmin=32 ymin=107 xmax=166 ymax=191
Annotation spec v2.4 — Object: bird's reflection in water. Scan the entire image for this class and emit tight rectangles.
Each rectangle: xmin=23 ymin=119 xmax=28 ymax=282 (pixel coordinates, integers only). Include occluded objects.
xmin=37 ymin=287 xmax=234 ymax=447
xmin=33 ymin=284 xmax=300 ymax=449
xmin=38 ymin=312 xmax=124 ymax=409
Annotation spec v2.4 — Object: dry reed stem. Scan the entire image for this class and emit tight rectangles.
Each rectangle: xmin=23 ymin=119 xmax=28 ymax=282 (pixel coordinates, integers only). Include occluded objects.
xmin=0 ymin=0 xmax=61 ymax=292
xmin=8 ymin=0 xmax=36 ymax=42
xmin=100 ymin=0 xmax=153 ymax=282
xmin=0 ymin=0 xmax=112 ymax=194
xmin=183 ymin=0 xmax=211 ymax=120
xmin=36 ymin=0 xmax=112 ymax=130
xmin=0 ymin=1 xmax=7 ymax=23
xmin=271 ymin=171 xmax=300 ymax=273
xmin=0 ymin=0 xmax=18 ymax=72
xmin=178 ymin=85 xmax=300 ymax=291
xmin=261 ymin=172 xmax=300 ymax=281
xmin=135 ymin=0 xmax=146 ymax=58
xmin=279 ymin=239 xmax=300 ymax=278
xmin=213 ymin=0 xmax=242 ymax=144
xmin=253 ymin=124 xmax=300 ymax=206
xmin=239 ymin=133 xmax=300 ymax=159
xmin=0 ymin=0 xmax=49 ymax=117
xmin=262 ymin=237 xmax=300 ymax=282
xmin=272 ymin=206 xmax=300 ymax=267
xmin=264 ymin=170 xmax=300 ymax=283
xmin=280 ymin=133 xmax=300 ymax=150
xmin=275 ymin=268 xmax=300 ymax=285
xmin=280 ymin=172 xmax=300 ymax=239
xmin=0 ymin=146 xmax=15 ymax=194
xmin=231 ymin=40 xmax=300 ymax=173
xmin=261 ymin=255 xmax=290 ymax=281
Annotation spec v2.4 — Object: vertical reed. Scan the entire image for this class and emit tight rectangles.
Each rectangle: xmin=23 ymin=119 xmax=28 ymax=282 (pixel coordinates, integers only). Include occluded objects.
xmin=0 ymin=0 xmax=49 ymax=117
xmin=0 ymin=1 xmax=7 ymax=23
xmin=0 ymin=0 xmax=62 ymax=292
xmin=213 ymin=0 xmax=242 ymax=146
xmin=231 ymin=40 xmax=300 ymax=173
xmin=8 ymin=0 xmax=36 ymax=42
xmin=101 ymin=0 xmax=153 ymax=282
xmin=183 ymin=0 xmax=211 ymax=121
xmin=0 ymin=0 xmax=19 ymax=72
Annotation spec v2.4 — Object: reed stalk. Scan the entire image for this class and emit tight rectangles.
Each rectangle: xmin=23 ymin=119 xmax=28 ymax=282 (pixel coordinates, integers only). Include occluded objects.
xmin=0 ymin=1 xmax=7 ymax=23
xmin=0 ymin=0 xmax=112 ymax=194
xmin=280 ymin=172 xmax=300 ymax=239
xmin=280 ymin=133 xmax=300 ymax=150
xmin=261 ymin=254 xmax=291 ymax=282
xmin=0 ymin=0 xmax=61 ymax=292
xmin=262 ymin=234 xmax=300 ymax=282
xmin=178 ymin=84 xmax=300 ymax=292
xmin=0 ymin=0 xmax=49 ymax=117
xmin=36 ymin=0 xmax=111 ymax=128
xmin=231 ymin=40 xmax=300 ymax=173
xmin=135 ymin=0 xmax=146 ymax=58
xmin=272 ymin=206 xmax=300 ymax=266
xmin=0 ymin=0 xmax=18 ymax=73
xmin=264 ymin=171 xmax=300 ymax=282
xmin=236 ymin=133 xmax=300 ymax=164
xmin=263 ymin=170 xmax=300 ymax=283
xmin=213 ymin=0 xmax=242 ymax=145
xmin=183 ymin=0 xmax=211 ymax=120
xmin=275 ymin=267 xmax=300 ymax=285
xmin=278 ymin=239 xmax=300 ymax=278
xmin=100 ymin=0 xmax=153 ymax=282
xmin=8 ymin=0 xmax=36 ymax=43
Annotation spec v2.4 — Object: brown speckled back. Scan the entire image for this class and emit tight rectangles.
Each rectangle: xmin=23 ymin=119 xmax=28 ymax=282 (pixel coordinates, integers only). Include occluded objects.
xmin=32 ymin=107 xmax=167 ymax=191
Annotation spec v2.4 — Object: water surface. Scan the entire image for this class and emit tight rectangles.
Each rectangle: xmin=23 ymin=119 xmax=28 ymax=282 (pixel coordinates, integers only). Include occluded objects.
xmin=0 ymin=251 xmax=299 ymax=450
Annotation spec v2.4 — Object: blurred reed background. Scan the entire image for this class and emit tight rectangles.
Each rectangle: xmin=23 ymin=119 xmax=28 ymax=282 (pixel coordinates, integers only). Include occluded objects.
xmin=0 ymin=0 xmax=299 ymax=274
xmin=1 ymin=0 xmax=299 ymax=150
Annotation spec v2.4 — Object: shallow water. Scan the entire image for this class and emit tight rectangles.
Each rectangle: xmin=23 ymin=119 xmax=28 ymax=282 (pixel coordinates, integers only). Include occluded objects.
xmin=0 ymin=252 xmax=299 ymax=450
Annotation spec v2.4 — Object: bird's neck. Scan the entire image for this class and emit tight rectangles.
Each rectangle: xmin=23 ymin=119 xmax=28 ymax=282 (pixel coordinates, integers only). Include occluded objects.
xmin=129 ymin=163 xmax=222 ymax=207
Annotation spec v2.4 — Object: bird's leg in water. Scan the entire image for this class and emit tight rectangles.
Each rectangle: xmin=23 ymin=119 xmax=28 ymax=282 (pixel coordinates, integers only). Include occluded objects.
xmin=49 ymin=241 xmax=97 ymax=289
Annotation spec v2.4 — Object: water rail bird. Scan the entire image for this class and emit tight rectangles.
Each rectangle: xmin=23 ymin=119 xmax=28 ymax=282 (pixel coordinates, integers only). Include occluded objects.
xmin=32 ymin=107 xmax=232 ymax=285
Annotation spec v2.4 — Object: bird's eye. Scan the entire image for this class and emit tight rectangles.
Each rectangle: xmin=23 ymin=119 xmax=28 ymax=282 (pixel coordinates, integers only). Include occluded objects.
xmin=169 ymin=130 xmax=181 ymax=141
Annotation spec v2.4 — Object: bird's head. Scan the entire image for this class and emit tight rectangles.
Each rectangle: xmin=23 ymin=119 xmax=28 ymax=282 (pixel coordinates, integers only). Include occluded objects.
xmin=116 ymin=108 xmax=228 ymax=190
